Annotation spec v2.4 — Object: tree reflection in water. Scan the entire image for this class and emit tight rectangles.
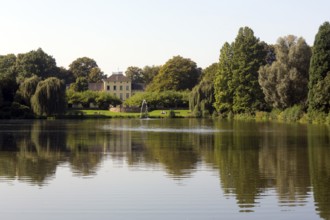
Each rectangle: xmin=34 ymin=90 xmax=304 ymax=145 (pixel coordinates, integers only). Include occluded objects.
xmin=0 ymin=119 xmax=329 ymax=219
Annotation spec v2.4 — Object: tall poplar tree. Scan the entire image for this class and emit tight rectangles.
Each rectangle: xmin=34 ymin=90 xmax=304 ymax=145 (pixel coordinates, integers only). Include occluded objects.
xmin=214 ymin=42 xmax=234 ymax=114
xmin=231 ymin=27 xmax=267 ymax=113
xmin=308 ymin=21 xmax=330 ymax=113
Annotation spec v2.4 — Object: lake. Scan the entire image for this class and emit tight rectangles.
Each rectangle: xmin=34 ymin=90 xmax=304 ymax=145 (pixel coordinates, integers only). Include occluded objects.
xmin=0 ymin=119 xmax=329 ymax=220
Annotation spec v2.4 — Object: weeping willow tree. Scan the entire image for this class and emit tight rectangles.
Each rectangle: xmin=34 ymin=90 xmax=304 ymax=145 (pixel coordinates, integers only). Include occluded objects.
xmin=31 ymin=77 xmax=66 ymax=116
xmin=17 ymin=75 xmax=41 ymax=106
xmin=189 ymin=63 xmax=218 ymax=117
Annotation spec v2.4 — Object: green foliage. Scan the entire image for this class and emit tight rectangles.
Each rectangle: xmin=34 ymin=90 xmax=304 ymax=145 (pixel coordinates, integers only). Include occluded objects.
xmin=259 ymin=35 xmax=311 ymax=109
xmin=124 ymin=91 xmax=189 ymax=110
xmin=125 ymin=66 xmax=144 ymax=84
xmin=214 ymin=27 xmax=267 ymax=114
xmin=70 ymin=77 xmax=89 ymax=92
xmin=69 ymin=57 xmax=105 ymax=83
xmin=80 ymin=90 xmax=98 ymax=108
xmin=0 ymin=102 xmax=33 ymax=119
xmin=146 ymin=56 xmax=201 ymax=92
xmin=57 ymin=67 xmax=75 ymax=84
xmin=190 ymin=63 xmax=218 ymax=117
xmin=15 ymin=48 xmax=59 ymax=81
xmin=142 ymin=65 xmax=160 ymax=85
xmin=214 ymin=42 xmax=234 ymax=113
xmin=0 ymin=54 xmax=18 ymax=103
xmin=9 ymin=102 xmax=33 ymax=118
xmin=279 ymin=105 xmax=304 ymax=122
xmin=66 ymin=89 xmax=83 ymax=105
xmin=31 ymin=77 xmax=66 ymax=116
xmin=307 ymin=110 xmax=329 ymax=124
xmin=308 ymin=22 xmax=330 ymax=112
xmin=231 ymin=27 xmax=267 ymax=113
xmin=95 ymin=92 xmax=122 ymax=110
xmin=66 ymin=90 xmax=121 ymax=110
xmin=88 ymin=67 xmax=104 ymax=83
xmin=168 ymin=110 xmax=176 ymax=118
xmin=17 ymin=75 xmax=41 ymax=106
xmin=310 ymin=73 xmax=330 ymax=111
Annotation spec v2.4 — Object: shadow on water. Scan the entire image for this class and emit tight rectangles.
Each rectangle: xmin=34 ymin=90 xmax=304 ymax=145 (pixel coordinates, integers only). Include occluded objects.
xmin=0 ymin=119 xmax=329 ymax=218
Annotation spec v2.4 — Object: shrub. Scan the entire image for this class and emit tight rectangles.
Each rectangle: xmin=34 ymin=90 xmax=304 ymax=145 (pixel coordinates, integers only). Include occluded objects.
xmin=168 ymin=110 xmax=176 ymax=118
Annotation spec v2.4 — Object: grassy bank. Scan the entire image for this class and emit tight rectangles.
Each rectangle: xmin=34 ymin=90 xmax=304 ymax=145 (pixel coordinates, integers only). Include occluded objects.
xmin=65 ymin=109 xmax=192 ymax=119
xmin=232 ymin=108 xmax=330 ymax=125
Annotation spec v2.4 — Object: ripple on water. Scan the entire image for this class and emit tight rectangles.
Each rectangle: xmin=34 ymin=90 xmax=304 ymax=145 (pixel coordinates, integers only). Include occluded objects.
xmin=102 ymin=125 xmax=232 ymax=134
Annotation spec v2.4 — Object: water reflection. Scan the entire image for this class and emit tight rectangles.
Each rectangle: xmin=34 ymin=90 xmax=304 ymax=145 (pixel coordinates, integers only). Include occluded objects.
xmin=0 ymin=119 xmax=329 ymax=219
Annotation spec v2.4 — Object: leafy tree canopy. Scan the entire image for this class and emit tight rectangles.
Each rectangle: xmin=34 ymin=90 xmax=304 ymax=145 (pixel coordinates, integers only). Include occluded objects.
xmin=0 ymin=54 xmax=18 ymax=103
xmin=214 ymin=42 xmax=234 ymax=114
xmin=125 ymin=66 xmax=144 ymax=84
xmin=31 ymin=77 xmax=66 ymax=116
xmin=259 ymin=35 xmax=311 ymax=109
xmin=69 ymin=57 xmax=105 ymax=83
xmin=17 ymin=75 xmax=41 ymax=106
xmin=15 ymin=48 xmax=59 ymax=81
xmin=190 ymin=63 xmax=218 ymax=116
xmin=70 ymin=77 xmax=89 ymax=92
xmin=146 ymin=56 xmax=201 ymax=92
xmin=231 ymin=27 xmax=268 ymax=113
xmin=142 ymin=65 xmax=160 ymax=85
xmin=308 ymin=21 xmax=330 ymax=112
xmin=214 ymin=27 xmax=268 ymax=114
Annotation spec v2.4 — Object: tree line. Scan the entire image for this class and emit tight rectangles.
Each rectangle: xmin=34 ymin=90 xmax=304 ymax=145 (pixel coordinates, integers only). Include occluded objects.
xmin=188 ymin=22 xmax=330 ymax=122
xmin=0 ymin=50 xmax=122 ymax=117
xmin=0 ymin=21 xmax=329 ymax=121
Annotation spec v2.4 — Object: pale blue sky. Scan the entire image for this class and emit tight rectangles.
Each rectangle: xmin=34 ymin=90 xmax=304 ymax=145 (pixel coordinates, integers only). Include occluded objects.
xmin=0 ymin=0 xmax=329 ymax=75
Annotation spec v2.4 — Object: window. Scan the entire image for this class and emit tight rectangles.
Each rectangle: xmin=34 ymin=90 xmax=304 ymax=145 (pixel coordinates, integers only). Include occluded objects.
xmin=126 ymin=85 xmax=129 ymax=90
xmin=126 ymin=93 xmax=130 ymax=99
xmin=113 ymin=85 xmax=117 ymax=91
xmin=120 ymin=85 xmax=123 ymax=91
xmin=107 ymin=85 xmax=110 ymax=91
xmin=120 ymin=93 xmax=123 ymax=99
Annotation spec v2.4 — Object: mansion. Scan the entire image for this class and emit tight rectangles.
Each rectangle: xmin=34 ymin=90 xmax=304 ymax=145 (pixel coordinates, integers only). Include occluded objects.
xmin=88 ymin=72 xmax=143 ymax=101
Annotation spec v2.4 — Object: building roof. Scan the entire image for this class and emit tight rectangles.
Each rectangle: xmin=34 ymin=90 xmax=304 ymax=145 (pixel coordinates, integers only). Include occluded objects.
xmin=104 ymin=73 xmax=131 ymax=82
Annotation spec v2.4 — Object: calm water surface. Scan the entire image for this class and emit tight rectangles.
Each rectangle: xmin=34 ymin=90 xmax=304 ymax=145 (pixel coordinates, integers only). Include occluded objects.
xmin=0 ymin=119 xmax=329 ymax=220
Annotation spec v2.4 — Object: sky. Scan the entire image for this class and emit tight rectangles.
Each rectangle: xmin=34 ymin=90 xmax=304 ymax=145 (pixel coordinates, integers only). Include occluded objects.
xmin=0 ymin=0 xmax=329 ymax=75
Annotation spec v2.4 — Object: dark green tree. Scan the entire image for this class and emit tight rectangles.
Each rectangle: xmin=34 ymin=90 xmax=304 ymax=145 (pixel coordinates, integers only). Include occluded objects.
xmin=70 ymin=77 xmax=89 ymax=92
xmin=15 ymin=48 xmax=59 ymax=81
xmin=231 ymin=27 xmax=267 ymax=113
xmin=69 ymin=57 xmax=105 ymax=82
xmin=31 ymin=77 xmax=66 ymax=116
xmin=214 ymin=42 xmax=234 ymax=114
xmin=125 ymin=66 xmax=144 ymax=84
xmin=57 ymin=67 xmax=75 ymax=84
xmin=0 ymin=87 xmax=3 ymax=107
xmin=259 ymin=35 xmax=311 ymax=109
xmin=190 ymin=63 xmax=218 ymax=117
xmin=146 ymin=56 xmax=201 ymax=92
xmin=142 ymin=65 xmax=160 ymax=85
xmin=17 ymin=75 xmax=41 ymax=106
xmin=95 ymin=92 xmax=121 ymax=110
xmin=308 ymin=21 xmax=330 ymax=113
xmin=88 ymin=67 xmax=104 ymax=83
xmin=0 ymin=54 xmax=18 ymax=103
